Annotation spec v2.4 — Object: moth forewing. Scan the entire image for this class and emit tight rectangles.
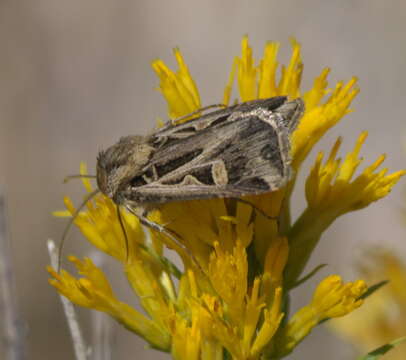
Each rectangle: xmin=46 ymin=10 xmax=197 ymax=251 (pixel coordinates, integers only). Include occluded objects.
xmin=96 ymin=96 xmax=304 ymax=206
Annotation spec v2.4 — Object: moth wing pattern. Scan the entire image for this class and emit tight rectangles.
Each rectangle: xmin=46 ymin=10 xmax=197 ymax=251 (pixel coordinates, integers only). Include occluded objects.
xmin=122 ymin=97 xmax=304 ymax=205
xmin=155 ymin=96 xmax=289 ymax=136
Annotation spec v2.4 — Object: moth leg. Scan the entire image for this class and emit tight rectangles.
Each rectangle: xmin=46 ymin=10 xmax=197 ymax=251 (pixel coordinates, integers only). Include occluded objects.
xmin=125 ymin=205 xmax=202 ymax=272
xmin=140 ymin=215 xmax=204 ymax=273
xmin=171 ymin=104 xmax=227 ymax=124
xmin=230 ymin=197 xmax=279 ymax=222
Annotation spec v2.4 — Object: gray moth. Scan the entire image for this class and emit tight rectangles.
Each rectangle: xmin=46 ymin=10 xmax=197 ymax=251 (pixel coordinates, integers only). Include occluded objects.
xmin=96 ymin=96 xmax=304 ymax=221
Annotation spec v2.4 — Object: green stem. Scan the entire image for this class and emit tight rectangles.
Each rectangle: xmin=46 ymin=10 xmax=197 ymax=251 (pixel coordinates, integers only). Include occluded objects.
xmin=284 ymin=208 xmax=336 ymax=287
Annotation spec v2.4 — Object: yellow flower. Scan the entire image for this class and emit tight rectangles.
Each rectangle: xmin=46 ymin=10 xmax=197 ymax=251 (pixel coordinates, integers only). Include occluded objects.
xmin=328 ymin=251 xmax=406 ymax=360
xmin=306 ymin=132 xmax=405 ymax=213
xmin=152 ymin=48 xmax=201 ymax=121
xmin=48 ymin=257 xmax=171 ymax=350
xmin=286 ymin=133 xmax=406 ymax=284
xmin=49 ymin=37 xmax=404 ymax=359
xmin=274 ymin=275 xmax=367 ymax=357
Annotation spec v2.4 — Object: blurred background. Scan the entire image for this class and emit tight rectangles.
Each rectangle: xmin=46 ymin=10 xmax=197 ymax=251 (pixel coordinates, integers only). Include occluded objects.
xmin=1 ymin=0 xmax=406 ymax=359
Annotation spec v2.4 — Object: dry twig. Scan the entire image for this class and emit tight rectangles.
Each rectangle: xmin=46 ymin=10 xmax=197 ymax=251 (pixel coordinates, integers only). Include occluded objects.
xmin=47 ymin=239 xmax=89 ymax=360
xmin=0 ymin=194 xmax=26 ymax=360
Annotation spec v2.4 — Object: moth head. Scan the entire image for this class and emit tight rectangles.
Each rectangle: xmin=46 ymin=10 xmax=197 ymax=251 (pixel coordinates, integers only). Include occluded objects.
xmin=96 ymin=135 xmax=154 ymax=204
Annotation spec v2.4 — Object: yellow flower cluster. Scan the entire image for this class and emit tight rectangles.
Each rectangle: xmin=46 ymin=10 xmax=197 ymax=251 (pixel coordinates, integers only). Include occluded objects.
xmin=49 ymin=37 xmax=405 ymax=359
xmin=329 ymin=251 xmax=406 ymax=360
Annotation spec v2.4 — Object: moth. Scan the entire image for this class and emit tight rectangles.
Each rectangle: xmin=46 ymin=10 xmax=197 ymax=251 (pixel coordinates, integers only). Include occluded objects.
xmin=96 ymin=96 xmax=303 ymax=222
xmin=60 ymin=96 xmax=304 ymax=268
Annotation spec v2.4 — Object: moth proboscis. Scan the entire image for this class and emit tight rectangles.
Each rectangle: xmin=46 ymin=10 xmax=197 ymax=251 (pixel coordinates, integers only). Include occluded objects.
xmin=58 ymin=96 xmax=304 ymax=271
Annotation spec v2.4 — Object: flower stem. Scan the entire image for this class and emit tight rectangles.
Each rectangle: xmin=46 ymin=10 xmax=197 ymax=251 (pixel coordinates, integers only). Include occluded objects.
xmin=284 ymin=208 xmax=335 ymax=287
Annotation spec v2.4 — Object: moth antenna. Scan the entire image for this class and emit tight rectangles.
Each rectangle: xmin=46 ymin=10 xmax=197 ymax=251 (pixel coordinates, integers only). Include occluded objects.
xmin=57 ymin=189 xmax=100 ymax=272
xmin=116 ymin=205 xmax=130 ymax=263
xmin=63 ymin=175 xmax=97 ymax=183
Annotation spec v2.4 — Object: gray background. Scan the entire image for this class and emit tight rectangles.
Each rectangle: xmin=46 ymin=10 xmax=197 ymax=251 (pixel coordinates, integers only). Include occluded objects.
xmin=1 ymin=1 xmax=405 ymax=359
